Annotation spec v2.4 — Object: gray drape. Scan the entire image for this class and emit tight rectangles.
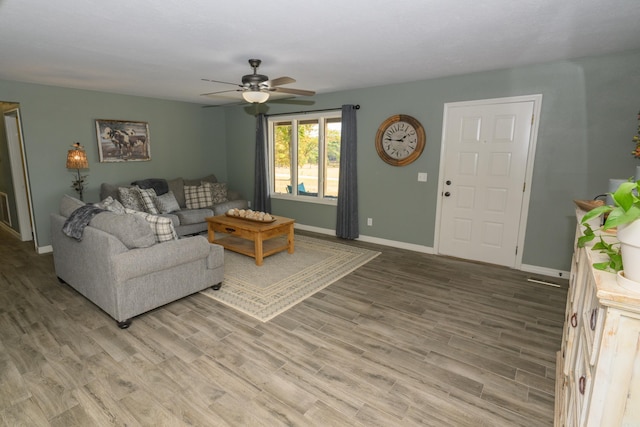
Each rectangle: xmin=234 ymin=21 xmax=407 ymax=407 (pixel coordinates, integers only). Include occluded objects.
xmin=253 ymin=113 xmax=271 ymax=213
xmin=336 ymin=104 xmax=359 ymax=239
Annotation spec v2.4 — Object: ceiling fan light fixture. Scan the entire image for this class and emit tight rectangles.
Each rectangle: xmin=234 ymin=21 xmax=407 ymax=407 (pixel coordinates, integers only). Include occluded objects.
xmin=242 ymin=90 xmax=269 ymax=104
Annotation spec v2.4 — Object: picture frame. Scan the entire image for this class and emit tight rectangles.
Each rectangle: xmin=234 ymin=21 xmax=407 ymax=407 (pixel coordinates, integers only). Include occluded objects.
xmin=95 ymin=119 xmax=151 ymax=162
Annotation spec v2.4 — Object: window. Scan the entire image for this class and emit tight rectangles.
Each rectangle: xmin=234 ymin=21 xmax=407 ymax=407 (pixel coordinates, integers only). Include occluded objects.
xmin=269 ymin=111 xmax=341 ymax=204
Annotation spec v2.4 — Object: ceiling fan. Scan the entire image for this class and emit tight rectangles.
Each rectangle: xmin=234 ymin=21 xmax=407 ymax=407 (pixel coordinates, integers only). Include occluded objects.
xmin=201 ymin=59 xmax=316 ymax=103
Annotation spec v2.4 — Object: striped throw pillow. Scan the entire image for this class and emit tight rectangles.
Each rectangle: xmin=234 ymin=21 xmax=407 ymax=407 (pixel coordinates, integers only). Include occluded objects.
xmin=125 ymin=208 xmax=178 ymax=243
xmin=184 ymin=184 xmax=213 ymax=209
xmin=136 ymin=186 xmax=159 ymax=214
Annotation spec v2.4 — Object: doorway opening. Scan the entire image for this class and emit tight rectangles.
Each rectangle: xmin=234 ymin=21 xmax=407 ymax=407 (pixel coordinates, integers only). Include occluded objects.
xmin=1 ymin=101 xmax=35 ymax=248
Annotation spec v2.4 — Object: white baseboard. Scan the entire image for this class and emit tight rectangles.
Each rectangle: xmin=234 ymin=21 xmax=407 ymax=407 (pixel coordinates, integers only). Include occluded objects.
xmin=36 ymin=222 xmax=569 ymax=276
xmin=38 ymin=245 xmax=53 ymax=254
xmin=294 ymin=223 xmax=433 ymax=253
xmin=520 ymin=264 xmax=570 ymax=280
xmin=294 ymin=223 xmax=566 ymax=278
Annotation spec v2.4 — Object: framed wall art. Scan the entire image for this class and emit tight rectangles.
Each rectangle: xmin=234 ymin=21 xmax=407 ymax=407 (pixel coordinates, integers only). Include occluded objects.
xmin=95 ymin=119 xmax=151 ymax=162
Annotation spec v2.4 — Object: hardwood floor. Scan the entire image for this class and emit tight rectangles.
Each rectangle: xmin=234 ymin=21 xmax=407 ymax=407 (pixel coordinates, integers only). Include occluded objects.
xmin=0 ymin=227 xmax=567 ymax=426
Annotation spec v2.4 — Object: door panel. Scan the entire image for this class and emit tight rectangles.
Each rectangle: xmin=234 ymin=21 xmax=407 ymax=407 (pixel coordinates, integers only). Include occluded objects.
xmin=438 ymin=100 xmax=534 ymax=267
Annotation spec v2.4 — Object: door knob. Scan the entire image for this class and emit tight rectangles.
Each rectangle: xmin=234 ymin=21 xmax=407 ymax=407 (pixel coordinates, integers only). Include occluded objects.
xmin=446 ymin=180 xmax=451 ymax=185
xmin=444 ymin=192 xmax=451 ymax=197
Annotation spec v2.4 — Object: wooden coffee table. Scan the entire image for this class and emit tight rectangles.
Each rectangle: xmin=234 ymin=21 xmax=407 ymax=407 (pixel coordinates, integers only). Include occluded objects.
xmin=206 ymin=215 xmax=295 ymax=266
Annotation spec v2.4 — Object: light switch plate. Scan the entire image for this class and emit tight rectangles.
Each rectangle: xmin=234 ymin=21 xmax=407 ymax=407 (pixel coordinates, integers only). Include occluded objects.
xmin=417 ymin=172 xmax=428 ymax=182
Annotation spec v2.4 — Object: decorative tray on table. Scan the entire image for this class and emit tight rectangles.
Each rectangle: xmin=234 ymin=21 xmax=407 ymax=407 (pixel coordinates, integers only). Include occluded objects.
xmin=225 ymin=209 xmax=277 ymax=223
xmin=573 ymin=199 xmax=605 ymax=212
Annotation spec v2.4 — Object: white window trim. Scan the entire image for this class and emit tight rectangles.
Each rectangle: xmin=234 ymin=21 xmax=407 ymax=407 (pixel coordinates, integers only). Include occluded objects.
xmin=268 ymin=111 xmax=341 ymax=205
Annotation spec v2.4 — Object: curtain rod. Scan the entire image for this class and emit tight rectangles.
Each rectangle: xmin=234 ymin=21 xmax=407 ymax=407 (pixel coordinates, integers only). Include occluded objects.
xmin=265 ymin=104 xmax=360 ymax=118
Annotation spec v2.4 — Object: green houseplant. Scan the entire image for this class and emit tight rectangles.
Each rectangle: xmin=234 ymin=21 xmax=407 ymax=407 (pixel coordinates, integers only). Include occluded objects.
xmin=579 ymin=179 xmax=640 ymax=281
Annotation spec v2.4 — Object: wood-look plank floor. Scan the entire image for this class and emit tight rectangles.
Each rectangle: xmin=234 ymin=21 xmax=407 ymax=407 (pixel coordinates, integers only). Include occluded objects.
xmin=0 ymin=227 xmax=567 ymax=426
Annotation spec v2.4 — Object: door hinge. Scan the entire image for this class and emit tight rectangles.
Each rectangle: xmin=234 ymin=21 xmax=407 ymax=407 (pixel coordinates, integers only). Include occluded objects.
xmin=531 ymin=114 xmax=534 ymax=125
xmin=523 ymin=182 xmax=526 ymax=192
xmin=515 ymin=246 xmax=518 ymax=255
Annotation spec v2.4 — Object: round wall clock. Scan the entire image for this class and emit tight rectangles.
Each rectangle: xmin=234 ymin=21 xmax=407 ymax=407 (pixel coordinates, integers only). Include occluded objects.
xmin=375 ymin=114 xmax=426 ymax=166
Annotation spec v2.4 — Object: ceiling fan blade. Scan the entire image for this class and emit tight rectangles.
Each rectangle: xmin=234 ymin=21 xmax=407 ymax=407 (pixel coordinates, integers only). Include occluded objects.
xmin=268 ymin=98 xmax=316 ymax=106
xmin=268 ymin=76 xmax=296 ymax=87
xmin=201 ymin=78 xmax=241 ymax=86
xmin=200 ymin=89 xmax=242 ymax=97
xmin=272 ymin=87 xmax=316 ymax=97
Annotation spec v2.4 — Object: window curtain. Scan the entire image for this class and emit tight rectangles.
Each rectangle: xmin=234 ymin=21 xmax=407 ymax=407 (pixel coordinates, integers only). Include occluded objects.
xmin=336 ymin=104 xmax=359 ymax=239
xmin=253 ymin=113 xmax=271 ymax=213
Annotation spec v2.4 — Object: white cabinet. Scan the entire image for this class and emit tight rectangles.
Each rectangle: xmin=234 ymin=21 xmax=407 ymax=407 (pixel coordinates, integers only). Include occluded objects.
xmin=555 ymin=211 xmax=640 ymax=426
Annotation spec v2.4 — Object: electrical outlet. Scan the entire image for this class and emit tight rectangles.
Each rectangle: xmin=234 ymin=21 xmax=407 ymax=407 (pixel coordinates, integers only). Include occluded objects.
xmin=247 ymin=201 xmax=251 ymax=208
xmin=417 ymin=172 xmax=428 ymax=182
xmin=367 ymin=218 xmax=373 ymax=226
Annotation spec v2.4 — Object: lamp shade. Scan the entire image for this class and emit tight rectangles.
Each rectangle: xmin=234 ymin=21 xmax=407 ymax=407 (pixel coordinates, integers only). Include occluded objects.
xmin=66 ymin=143 xmax=89 ymax=169
xmin=242 ymin=90 xmax=269 ymax=104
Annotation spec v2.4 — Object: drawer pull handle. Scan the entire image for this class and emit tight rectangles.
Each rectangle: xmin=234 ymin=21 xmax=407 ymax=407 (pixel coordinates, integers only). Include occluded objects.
xmin=571 ymin=313 xmax=578 ymax=328
xmin=579 ymin=376 xmax=586 ymax=394
xmin=590 ymin=308 xmax=598 ymax=331
xmin=225 ymin=227 xmax=236 ymax=233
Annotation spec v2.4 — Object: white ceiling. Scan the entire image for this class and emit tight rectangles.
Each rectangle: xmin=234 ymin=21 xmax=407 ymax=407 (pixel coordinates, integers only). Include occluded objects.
xmin=1 ymin=0 xmax=639 ymax=105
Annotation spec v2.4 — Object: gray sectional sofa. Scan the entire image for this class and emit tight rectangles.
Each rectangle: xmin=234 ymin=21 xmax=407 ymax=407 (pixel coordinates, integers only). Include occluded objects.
xmin=100 ymin=174 xmax=249 ymax=236
xmin=51 ymin=195 xmax=225 ymax=328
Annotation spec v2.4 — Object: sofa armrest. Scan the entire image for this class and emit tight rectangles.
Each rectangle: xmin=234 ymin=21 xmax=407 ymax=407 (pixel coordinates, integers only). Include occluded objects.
xmin=111 ymin=235 xmax=218 ymax=282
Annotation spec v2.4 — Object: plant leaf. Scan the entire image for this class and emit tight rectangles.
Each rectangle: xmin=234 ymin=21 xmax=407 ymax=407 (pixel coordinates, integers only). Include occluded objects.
xmin=581 ymin=205 xmax=612 ymax=224
xmin=577 ymin=233 xmax=595 ymax=248
xmin=609 ymin=253 xmax=623 ymax=271
xmin=612 ymin=181 xmax=638 ymax=210
xmin=604 ymin=205 xmax=640 ymax=229
xmin=593 ymin=261 xmax=611 ymax=271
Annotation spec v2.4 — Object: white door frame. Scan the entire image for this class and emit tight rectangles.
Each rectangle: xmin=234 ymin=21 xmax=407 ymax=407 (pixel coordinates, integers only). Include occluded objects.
xmin=434 ymin=94 xmax=543 ymax=269
xmin=3 ymin=107 xmax=36 ymax=246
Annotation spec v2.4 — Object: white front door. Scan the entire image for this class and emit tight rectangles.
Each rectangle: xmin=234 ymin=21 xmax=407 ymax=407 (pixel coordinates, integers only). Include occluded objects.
xmin=437 ymin=97 xmax=539 ymax=268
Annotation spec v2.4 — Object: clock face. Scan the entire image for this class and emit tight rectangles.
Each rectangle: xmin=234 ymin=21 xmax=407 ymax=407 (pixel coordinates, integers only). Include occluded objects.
xmin=382 ymin=122 xmax=418 ymax=159
xmin=375 ymin=115 xmax=425 ymax=166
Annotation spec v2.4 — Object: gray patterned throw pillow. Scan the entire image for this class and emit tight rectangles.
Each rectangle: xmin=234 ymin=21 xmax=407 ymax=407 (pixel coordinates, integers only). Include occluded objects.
xmin=118 ymin=187 xmax=144 ymax=211
xmin=202 ymin=181 xmax=228 ymax=204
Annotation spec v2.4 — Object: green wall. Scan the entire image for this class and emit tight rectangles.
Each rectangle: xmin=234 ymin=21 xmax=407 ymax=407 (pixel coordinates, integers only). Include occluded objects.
xmin=0 ymin=81 xmax=228 ymax=248
xmin=224 ymin=50 xmax=640 ymax=271
xmin=1 ymin=49 xmax=638 ymax=272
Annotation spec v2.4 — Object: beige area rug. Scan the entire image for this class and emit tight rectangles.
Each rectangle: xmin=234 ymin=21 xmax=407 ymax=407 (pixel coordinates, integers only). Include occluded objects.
xmin=200 ymin=234 xmax=380 ymax=322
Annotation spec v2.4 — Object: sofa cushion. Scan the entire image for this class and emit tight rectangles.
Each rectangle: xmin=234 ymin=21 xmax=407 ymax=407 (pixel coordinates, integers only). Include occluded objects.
xmin=126 ymin=208 xmax=178 ymax=243
xmin=155 ymin=191 xmax=181 ymax=214
xmin=118 ymin=187 xmax=144 ymax=211
xmin=90 ymin=212 xmax=156 ymax=249
xmin=137 ymin=187 xmax=159 ymax=214
xmin=203 ymin=181 xmax=228 ymax=204
xmin=176 ymin=208 xmax=214 ymax=225
xmin=167 ymin=177 xmax=185 ymax=208
xmin=60 ymin=194 xmax=86 ymax=217
xmin=94 ymin=196 xmax=126 ymax=214
xmin=184 ymin=174 xmax=218 ymax=186
xmin=184 ymin=184 xmax=213 ymax=209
